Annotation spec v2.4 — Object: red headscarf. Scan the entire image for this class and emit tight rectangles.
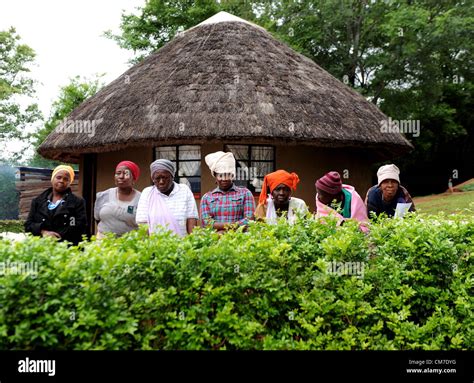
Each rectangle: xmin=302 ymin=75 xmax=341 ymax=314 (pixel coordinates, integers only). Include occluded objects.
xmin=258 ymin=170 xmax=300 ymax=205
xmin=116 ymin=161 xmax=140 ymax=181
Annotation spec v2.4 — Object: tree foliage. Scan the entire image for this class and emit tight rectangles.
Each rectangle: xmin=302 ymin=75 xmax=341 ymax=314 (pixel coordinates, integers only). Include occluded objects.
xmin=29 ymin=75 xmax=104 ymax=168
xmin=0 ymin=28 xmax=41 ymax=143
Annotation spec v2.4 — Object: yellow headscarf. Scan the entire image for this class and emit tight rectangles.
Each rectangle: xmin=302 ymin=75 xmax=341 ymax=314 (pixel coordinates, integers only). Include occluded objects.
xmin=51 ymin=165 xmax=75 ymax=183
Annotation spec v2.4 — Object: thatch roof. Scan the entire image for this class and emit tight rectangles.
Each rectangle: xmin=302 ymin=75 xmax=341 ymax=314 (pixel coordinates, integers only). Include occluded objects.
xmin=39 ymin=12 xmax=413 ymax=162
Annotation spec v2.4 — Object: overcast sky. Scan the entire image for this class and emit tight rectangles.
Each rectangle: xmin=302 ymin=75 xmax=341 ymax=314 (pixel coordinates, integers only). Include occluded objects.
xmin=1 ymin=0 xmax=144 ymax=114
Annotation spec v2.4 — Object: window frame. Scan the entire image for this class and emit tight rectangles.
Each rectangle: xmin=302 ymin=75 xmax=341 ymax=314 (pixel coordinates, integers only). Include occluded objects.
xmin=153 ymin=145 xmax=202 ymax=198
xmin=223 ymin=144 xmax=276 ymax=195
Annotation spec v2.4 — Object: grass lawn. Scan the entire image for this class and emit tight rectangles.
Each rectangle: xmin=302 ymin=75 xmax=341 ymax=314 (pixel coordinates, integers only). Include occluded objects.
xmin=413 ymin=190 xmax=474 ymax=215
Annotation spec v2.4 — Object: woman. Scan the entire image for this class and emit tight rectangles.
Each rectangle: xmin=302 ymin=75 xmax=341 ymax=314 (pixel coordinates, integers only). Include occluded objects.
xmin=135 ymin=159 xmax=198 ymax=236
xmin=200 ymin=151 xmax=255 ymax=232
xmin=254 ymin=170 xmax=308 ymax=224
xmin=94 ymin=161 xmax=141 ymax=238
xmin=25 ymin=165 xmax=87 ymax=245
xmin=315 ymin=171 xmax=369 ymax=232
xmin=365 ymin=164 xmax=415 ymax=218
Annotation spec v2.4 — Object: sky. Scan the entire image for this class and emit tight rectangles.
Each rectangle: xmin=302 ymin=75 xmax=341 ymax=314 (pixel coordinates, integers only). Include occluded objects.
xmin=0 ymin=0 xmax=144 ymax=158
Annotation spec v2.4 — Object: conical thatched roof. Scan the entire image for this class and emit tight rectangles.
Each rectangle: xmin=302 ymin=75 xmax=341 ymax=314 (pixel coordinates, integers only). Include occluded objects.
xmin=39 ymin=12 xmax=413 ymax=162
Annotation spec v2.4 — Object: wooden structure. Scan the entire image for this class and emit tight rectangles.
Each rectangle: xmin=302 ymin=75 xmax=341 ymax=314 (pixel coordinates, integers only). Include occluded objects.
xmin=16 ymin=167 xmax=79 ymax=220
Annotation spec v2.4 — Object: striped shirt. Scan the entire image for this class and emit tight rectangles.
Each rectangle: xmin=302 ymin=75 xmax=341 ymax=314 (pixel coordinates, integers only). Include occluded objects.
xmin=136 ymin=182 xmax=199 ymax=236
xmin=200 ymin=184 xmax=256 ymax=226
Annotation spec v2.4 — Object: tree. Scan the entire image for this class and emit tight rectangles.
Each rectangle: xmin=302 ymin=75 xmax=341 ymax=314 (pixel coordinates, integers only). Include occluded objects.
xmin=29 ymin=75 xmax=105 ymax=168
xmin=267 ymin=0 xmax=473 ymax=193
xmin=104 ymin=0 xmax=265 ymax=62
xmin=0 ymin=27 xmax=42 ymax=144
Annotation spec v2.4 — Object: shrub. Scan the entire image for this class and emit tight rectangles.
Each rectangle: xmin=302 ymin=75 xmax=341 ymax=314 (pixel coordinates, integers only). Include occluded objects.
xmin=0 ymin=212 xmax=472 ymax=350
xmin=0 ymin=220 xmax=25 ymax=233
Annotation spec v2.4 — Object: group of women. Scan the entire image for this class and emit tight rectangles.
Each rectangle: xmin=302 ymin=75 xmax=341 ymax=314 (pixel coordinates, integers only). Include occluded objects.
xmin=25 ymin=151 xmax=415 ymax=244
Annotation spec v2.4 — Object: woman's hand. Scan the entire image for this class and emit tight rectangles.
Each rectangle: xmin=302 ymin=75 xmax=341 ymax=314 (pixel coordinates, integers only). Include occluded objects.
xmin=41 ymin=230 xmax=61 ymax=239
xmin=186 ymin=218 xmax=198 ymax=234
xmin=213 ymin=222 xmax=227 ymax=231
xmin=213 ymin=222 xmax=238 ymax=231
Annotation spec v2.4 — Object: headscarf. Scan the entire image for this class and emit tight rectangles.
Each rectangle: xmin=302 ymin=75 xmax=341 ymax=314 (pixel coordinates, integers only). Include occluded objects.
xmin=150 ymin=159 xmax=176 ymax=178
xmin=258 ymin=170 xmax=300 ymax=205
xmin=315 ymin=171 xmax=342 ymax=195
xmin=204 ymin=151 xmax=236 ymax=178
xmin=116 ymin=160 xmax=140 ymax=181
xmin=377 ymin=164 xmax=400 ymax=185
xmin=51 ymin=165 xmax=75 ymax=183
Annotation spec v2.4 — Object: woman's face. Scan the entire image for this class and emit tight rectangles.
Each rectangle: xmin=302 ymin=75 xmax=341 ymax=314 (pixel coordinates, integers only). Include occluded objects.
xmin=272 ymin=184 xmax=291 ymax=205
xmin=317 ymin=188 xmax=341 ymax=206
xmin=380 ymin=179 xmax=399 ymax=201
xmin=215 ymin=173 xmax=233 ymax=191
xmin=115 ymin=166 xmax=134 ymax=188
xmin=152 ymin=170 xmax=173 ymax=193
xmin=52 ymin=170 xmax=71 ymax=193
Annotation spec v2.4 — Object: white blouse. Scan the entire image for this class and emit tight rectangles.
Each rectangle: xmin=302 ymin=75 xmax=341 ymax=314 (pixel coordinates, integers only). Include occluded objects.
xmin=94 ymin=187 xmax=141 ymax=236
xmin=136 ymin=182 xmax=199 ymax=236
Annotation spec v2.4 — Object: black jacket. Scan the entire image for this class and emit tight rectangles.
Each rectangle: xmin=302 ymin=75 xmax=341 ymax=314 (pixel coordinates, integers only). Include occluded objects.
xmin=25 ymin=187 xmax=88 ymax=245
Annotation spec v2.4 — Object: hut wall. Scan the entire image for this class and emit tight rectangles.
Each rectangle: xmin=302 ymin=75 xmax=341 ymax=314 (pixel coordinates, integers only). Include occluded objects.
xmin=276 ymin=145 xmax=372 ymax=211
xmin=200 ymin=143 xmax=372 ymax=212
xmin=201 ymin=142 xmax=222 ymax=196
xmin=89 ymin=149 xmax=152 ymax=234
xmin=95 ymin=148 xmax=153 ymax=194
xmin=89 ymin=144 xmax=373 ymax=219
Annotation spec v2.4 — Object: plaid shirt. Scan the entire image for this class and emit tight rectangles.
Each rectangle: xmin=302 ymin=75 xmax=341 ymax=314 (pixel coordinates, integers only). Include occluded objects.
xmin=200 ymin=184 xmax=255 ymax=226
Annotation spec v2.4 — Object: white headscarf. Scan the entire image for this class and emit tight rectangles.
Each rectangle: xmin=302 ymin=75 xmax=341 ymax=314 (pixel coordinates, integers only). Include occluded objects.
xmin=205 ymin=151 xmax=236 ymax=178
xmin=377 ymin=164 xmax=400 ymax=185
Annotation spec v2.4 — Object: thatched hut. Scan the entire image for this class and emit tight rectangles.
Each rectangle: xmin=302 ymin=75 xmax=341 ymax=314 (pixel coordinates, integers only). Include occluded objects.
xmin=38 ymin=12 xmax=412 ymax=231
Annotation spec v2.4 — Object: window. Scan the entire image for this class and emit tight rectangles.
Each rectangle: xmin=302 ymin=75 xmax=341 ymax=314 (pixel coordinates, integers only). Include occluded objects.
xmin=224 ymin=145 xmax=275 ymax=193
xmin=154 ymin=145 xmax=201 ymax=194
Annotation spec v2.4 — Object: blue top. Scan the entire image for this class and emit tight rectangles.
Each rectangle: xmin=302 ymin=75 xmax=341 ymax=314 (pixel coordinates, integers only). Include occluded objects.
xmin=366 ymin=185 xmax=415 ymax=217
xmin=47 ymin=199 xmax=64 ymax=210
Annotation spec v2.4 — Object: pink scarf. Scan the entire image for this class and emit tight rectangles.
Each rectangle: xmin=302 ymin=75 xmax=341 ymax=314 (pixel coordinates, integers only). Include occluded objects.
xmin=315 ymin=184 xmax=369 ymax=233
xmin=148 ymin=186 xmax=182 ymax=236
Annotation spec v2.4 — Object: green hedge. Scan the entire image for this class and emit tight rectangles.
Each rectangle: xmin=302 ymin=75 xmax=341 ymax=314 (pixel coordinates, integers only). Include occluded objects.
xmin=0 ymin=212 xmax=472 ymax=350
xmin=0 ymin=220 xmax=24 ymax=233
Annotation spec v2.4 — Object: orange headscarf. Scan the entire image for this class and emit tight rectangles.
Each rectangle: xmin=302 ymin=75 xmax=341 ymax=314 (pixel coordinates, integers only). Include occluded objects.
xmin=258 ymin=170 xmax=300 ymax=205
